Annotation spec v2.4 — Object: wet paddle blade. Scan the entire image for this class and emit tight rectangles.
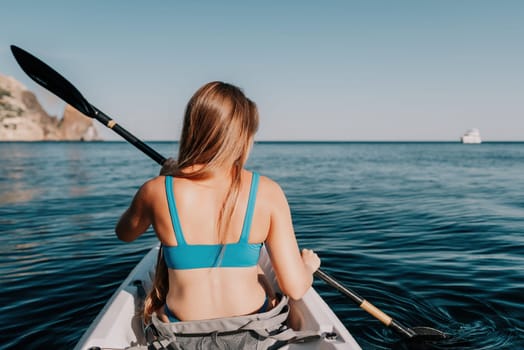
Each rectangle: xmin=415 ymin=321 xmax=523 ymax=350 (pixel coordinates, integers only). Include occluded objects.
xmin=10 ymin=45 xmax=95 ymax=117
xmin=411 ymin=326 xmax=448 ymax=341
xmin=316 ymin=269 xmax=448 ymax=342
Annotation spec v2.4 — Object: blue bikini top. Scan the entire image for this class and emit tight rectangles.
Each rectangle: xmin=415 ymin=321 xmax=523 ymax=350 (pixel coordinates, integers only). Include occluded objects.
xmin=162 ymin=172 xmax=263 ymax=270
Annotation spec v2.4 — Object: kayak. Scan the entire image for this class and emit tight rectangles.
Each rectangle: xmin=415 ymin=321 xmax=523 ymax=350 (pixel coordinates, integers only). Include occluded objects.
xmin=74 ymin=245 xmax=362 ymax=349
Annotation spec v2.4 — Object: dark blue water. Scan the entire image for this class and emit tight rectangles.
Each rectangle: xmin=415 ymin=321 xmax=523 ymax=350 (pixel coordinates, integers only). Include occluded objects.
xmin=1 ymin=142 xmax=523 ymax=349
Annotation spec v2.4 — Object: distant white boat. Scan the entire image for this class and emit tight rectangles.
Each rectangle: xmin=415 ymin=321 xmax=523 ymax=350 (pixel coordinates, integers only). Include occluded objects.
xmin=461 ymin=129 xmax=482 ymax=144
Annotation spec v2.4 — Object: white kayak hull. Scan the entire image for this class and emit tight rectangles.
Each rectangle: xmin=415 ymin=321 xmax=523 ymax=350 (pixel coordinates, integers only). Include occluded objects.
xmin=74 ymin=246 xmax=361 ymax=349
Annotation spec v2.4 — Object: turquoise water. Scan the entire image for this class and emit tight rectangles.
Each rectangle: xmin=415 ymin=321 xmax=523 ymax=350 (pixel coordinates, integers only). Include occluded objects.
xmin=1 ymin=141 xmax=523 ymax=349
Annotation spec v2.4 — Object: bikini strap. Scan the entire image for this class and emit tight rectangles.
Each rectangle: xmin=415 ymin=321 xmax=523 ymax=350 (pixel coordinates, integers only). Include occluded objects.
xmin=165 ymin=176 xmax=187 ymax=245
xmin=239 ymin=172 xmax=260 ymax=243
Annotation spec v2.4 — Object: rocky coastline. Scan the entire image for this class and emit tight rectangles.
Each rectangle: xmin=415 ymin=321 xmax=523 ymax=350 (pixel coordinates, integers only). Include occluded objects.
xmin=0 ymin=73 xmax=100 ymax=141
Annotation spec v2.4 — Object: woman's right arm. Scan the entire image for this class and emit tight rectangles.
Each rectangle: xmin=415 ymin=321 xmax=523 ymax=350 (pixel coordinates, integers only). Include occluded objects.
xmin=264 ymin=179 xmax=320 ymax=300
xmin=115 ymin=178 xmax=157 ymax=242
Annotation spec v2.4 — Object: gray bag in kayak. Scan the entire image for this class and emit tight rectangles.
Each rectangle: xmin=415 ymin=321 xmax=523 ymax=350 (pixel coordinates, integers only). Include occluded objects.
xmin=128 ymin=295 xmax=325 ymax=350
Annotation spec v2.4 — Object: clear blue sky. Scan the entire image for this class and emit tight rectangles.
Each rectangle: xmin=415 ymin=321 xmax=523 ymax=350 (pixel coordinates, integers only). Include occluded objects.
xmin=1 ymin=1 xmax=523 ymax=141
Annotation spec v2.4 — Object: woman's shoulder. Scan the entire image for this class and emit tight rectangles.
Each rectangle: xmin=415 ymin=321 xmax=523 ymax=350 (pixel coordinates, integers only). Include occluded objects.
xmin=253 ymin=172 xmax=288 ymax=205
xmin=142 ymin=175 xmax=166 ymax=189
xmin=256 ymin=172 xmax=280 ymax=190
xmin=137 ymin=176 xmax=167 ymax=201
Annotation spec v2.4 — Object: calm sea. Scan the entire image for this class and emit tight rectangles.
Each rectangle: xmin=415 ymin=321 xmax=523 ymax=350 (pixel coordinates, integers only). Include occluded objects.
xmin=1 ymin=141 xmax=523 ymax=349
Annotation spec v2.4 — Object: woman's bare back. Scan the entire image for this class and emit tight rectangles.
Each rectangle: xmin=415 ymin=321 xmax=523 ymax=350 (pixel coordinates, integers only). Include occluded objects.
xmin=150 ymin=169 xmax=271 ymax=321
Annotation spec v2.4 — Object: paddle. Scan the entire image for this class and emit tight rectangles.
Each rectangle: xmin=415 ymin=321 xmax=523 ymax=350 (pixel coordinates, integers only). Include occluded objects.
xmin=10 ymin=45 xmax=166 ymax=166
xmin=315 ymin=269 xmax=446 ymax=340
xmin=10 ymin=45 xmax=447 ymax=342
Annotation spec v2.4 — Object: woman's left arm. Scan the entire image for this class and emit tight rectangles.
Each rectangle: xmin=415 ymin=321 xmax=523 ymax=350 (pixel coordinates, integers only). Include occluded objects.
xmin=115 ymin=179 xmax=155 ymax=242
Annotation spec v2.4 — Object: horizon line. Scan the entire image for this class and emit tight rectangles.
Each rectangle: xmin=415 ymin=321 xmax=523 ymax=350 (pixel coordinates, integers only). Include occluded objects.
xmin=3 ymin=140 xmax=521 ymax=144
xmin=109 ymin=139 xmax=524 ymax=143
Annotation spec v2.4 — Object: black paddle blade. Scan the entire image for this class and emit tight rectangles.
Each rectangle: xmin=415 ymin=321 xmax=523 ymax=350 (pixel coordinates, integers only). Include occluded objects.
xmin=410 ymin=326 xmax=448 ymax=341
xmin=10 ymin=45 xmax=94 ymax=117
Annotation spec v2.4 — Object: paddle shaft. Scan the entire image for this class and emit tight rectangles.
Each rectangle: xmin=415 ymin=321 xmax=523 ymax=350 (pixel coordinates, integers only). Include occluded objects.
xmin=90 ymin=106 xmax=166 ymax=165
xmin=314 ymin=269 xmax=415 ymax=338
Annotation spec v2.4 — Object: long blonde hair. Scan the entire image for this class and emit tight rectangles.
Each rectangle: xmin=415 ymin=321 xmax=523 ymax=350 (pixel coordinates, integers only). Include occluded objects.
xmin=144 ymin=81 xmax=259 ymax=322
